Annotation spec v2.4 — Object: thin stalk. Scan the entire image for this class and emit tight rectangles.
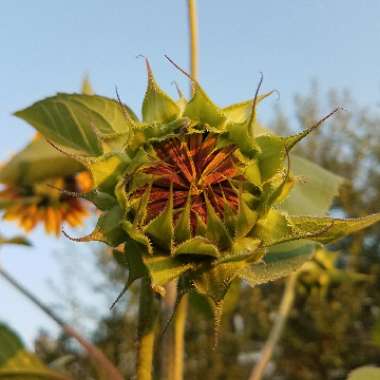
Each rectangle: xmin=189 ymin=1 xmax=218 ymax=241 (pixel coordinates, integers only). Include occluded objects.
xmin=248 ymin=272 xmax=298 ymax=380
xmin=136 ymin=278 xmax=159 ymax=380
xmin=187 ymin=0 xmax=199 ymax=91
xmin=0 ymin=265 xmax=123 ymax=380
xmin=173 ymin=295 xmax=187 ymax=379
xmin=160 ymin=281 xmax=176 ymax=380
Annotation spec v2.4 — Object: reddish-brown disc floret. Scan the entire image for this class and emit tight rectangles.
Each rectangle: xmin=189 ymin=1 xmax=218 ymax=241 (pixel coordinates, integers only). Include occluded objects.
xmin=132 ymin=133 xmax=243 ymax=229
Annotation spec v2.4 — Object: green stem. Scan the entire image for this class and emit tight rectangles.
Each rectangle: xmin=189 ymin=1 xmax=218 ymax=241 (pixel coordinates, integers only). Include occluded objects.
xmin=136 ymin=278 xmax=158 ymax=380
xmin=0 ymin=264 xmax=123 ymax=380
xmin=173 ymin=294 xmax=187 ymax=379
xmin=160 ymin=281 xmax=176 ymax=380
xmin=248 ymin=272 xmax=298 ymax=380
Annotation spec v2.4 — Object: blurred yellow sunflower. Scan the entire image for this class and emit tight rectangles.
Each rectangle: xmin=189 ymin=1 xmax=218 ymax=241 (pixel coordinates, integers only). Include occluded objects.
xmin=0 ymin=171 xmax=93 ymax=236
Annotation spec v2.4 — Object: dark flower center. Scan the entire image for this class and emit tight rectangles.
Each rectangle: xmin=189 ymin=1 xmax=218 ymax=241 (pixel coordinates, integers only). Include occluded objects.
xmin=133 ymin=133 xmax=243 ymax=229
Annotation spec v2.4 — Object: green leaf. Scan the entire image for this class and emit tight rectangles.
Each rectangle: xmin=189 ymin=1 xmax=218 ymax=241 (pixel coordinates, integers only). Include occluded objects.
xmin=174 ymin=193 xmax=192 ymax=242
xmin=144 ymin=186 xmax=174 ymax=251
xmin=243 ymin=161 xmax=262 ymax=187
xmin=87 ymin=152 xmax=130 ymax=193
xmin=280 ymin=155 xmax=344 ymax=216
xmin=142 ymin=60 xmax=180 ymax=123
xmin=222 ymin=92 xmax=274 ymax=124
xmin=0 ymin=234 xmax=31 ymax=247
xmin=234 ymin=197 xmax=258 ymax=238
xmin=15 ymin=93 xmax=137 ymax=156
xmin=132 ymin=185 xmax=151 ymax=227
xmin=239 ymin=240 xmax=314 ymax=287
xmin=140 ymin=118 xmax=189 ymax=142
xmin=122 ymin=221 xmax=153 ymax=255
xmin=94 ymin=206 xmax=126 ymax=246
xmin=283 ymin=108 xmax=341 ymax=151
xmin=174 ymin=237 xmax=220 ymax=259
xmin=184 ymin=84 xmax=226 ymax=129
xmin=124 ymin=237 xmax=150 ymax=285
xmin=144 ymin=255 xmax=193 ymax=290
xmin=226 ymin=122 xmax=258 ymax=157
xmin=195 ymin=213 xmax=207 ymax=236
xmin=288 ymin=213 xmax=380 ymax=244
xmin=205 ymin=196 xmax=231 ymax=249
xmin=73 ymin=206 xmax=125 ymax=247
xmin=189 ymin=280 xmax=241 ymax=319
xmin=81 ymin=75 xmax=94 ymax=96
xmin=79 ymin=190 xmax=117 ymax=211
xmin=347 ymin=367 xmax=380 ymax=380
xmin=192 ymin=261 xmax=246 ymax=305
xmin=0 ymin=139 xmax=84 ymax=185
xmin=0 ymin=323 xmax=70 ymax=380
xmin=254 ymin=209 xmax=296 ymax=246
xmin=255 ymin=210 xmax=380 ymax=247
xmin=56 ymin=94 xmax=137 ymax=134
xmin=111 ymin=238 xmax=150 ymax=308
xmin=256 ymin=135 xmax=286 ymax=181
xmin=230 ymin=237 xmax=262 ymax=262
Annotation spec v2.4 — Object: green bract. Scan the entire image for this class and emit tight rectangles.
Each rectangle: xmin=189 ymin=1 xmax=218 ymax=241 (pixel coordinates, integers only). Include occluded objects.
xmin=14 ymin=61 xmax=380 ymax=324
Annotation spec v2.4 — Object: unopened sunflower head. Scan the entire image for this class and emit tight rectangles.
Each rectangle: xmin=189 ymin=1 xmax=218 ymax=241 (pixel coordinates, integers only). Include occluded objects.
xmin=14 ymin=58 xmax=380 ymax=323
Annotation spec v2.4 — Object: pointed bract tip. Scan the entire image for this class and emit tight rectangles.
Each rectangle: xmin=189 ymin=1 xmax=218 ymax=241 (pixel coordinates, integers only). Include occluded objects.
xmin=45 ymin=183 xmax=82 ymax=199
xmin=249 ymin=73 xmax=264 ymax=121
xmin=45 ymin=139 xmax=91 ymax=163
xmin=115 ymin=86 xmax=135 ymax=126
xmin=171 ymin=81 xmax=185 ymax=99
xmin=62 ymin=229 xmax=92 ymax=242
xmin=164 ymin=55 xmax=195 ymax=84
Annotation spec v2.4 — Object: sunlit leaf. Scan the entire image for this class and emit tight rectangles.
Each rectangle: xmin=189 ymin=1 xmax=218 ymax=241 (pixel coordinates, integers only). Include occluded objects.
xmin=289 ymin=213 xmax=380 ymax=244
xmin=15 ymin=94 xmax=137 ymax=156
xmin=145 ymin=255 xmax=193 ymax=289
xmin=280 ymin=155 xmax=344 ymax=216
xmin=174 ymin=237 xmax=220 ymax=259
xmin=222 ymin=92 xmax=274 ymax=124
xmin=0 ymin=139 xmax=84 ymax=185
xmin=0 ymin=323 xmax=70 ymax=380
xmin=256 ymin=135 xmax=286 ymax=181
xmin=184 ymin=85 xmax=226 ymax=129
xmin=0 ymin=234 xmax=31 ymax=247
xmin=347 ymin=366 xmax=380 ymax=380
xmin=142 ymin=61 xmax=180 ymax=123
xmin=239 ymin=240 xmax=314 ymax=287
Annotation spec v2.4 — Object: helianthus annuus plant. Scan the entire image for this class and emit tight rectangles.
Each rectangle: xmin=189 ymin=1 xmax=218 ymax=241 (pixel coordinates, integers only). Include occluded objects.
xmin=0 ymin=137 xmax=92 ymax=235
xmin=13 ymin=58 xmax=380 ymax=379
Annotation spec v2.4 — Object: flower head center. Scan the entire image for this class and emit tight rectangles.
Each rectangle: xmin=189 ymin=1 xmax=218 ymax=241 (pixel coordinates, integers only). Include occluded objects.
xmin=131 ymin=133 xmax=244 ymax=230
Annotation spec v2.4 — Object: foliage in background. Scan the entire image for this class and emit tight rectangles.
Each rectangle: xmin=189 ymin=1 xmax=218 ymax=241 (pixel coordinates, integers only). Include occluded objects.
xmin=0 ymin=323 xmax=71 ymax=380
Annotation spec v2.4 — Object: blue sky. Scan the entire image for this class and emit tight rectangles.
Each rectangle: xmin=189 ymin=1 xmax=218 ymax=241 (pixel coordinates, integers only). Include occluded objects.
xmin=1 ymin=0 xmax=380 ymax=346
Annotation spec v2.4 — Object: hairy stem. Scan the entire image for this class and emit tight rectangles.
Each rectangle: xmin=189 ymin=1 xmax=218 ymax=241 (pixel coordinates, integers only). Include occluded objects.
xmin=136 ymin=278 xmax=159 ymax=380
xmin=0 ymin=264 xmax=123 ymax=380
xmin=248 ymin=272 xmax=298 ymax=380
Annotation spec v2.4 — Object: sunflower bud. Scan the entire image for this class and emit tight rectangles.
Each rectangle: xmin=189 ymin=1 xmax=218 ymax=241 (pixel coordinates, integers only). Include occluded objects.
xmin=13 ymin=60 xmax=380 ymax=322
